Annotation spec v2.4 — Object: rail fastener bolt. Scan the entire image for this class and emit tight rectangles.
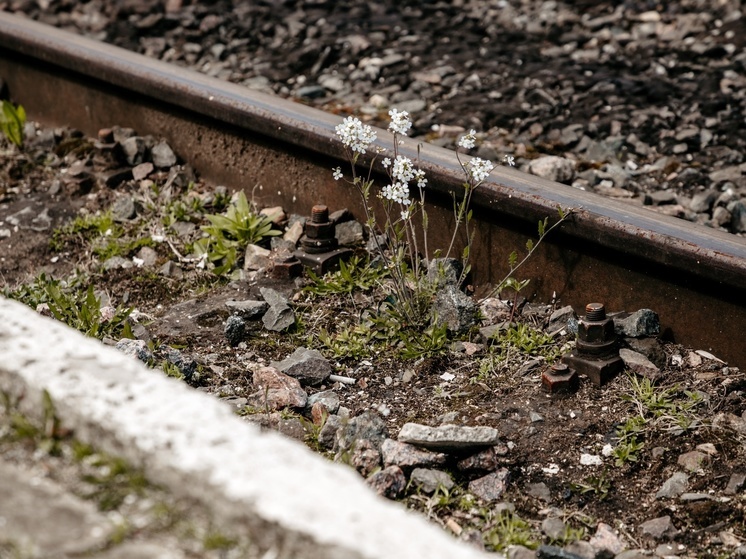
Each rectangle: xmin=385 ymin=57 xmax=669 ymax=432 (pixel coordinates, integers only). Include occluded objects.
xmin=541 ymin=363 xmax=579 ymax=394
xmin=562 ymin=302 xmax=624 ymax=387
xmin=300 ymin=204 xmax=338 ymax=254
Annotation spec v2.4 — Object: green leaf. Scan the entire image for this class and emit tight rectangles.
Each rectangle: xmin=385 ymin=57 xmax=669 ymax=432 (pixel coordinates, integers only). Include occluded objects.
xmin=508 ymin=250 xmax=518 ymax=269
xmin=525 ymin=239 xmax=534 ymax=252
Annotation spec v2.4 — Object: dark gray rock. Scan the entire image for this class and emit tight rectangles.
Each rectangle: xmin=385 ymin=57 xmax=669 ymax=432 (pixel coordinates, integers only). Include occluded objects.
xmin=224 ymin=315 xmax=245 ymax=347
xmin=639 ymin=515 xmax=679 ymax=541
xmin=725 ymin=472 xmax=746 ymax=495
xmin=427 ymin=258 xmax=463 ymax=288
xmin=536 ymin=545 xmax=583 ymax=559
xmin=336 ymin=410 xmax=388 ymax=453
xmin=625 ymin=337 xmax=667 ymax=368
xmin=151 ymin=140 xmax=178 ymax=168
xmin=111 ymin=196 xmax=136 ymax=221
xmin=546 ymin=305 xmax=576 ymax=335
xmin=431 ymin=284 xmax=479 ymax=334
xmin=335 ymin=220 xmax=364 ymax=246
xmin=260 ymin=287 xmax=295 ymax=331
xmin=225 ymin=299 xmax=268 ymax=319
xmin=731 ymin=200 xmax=746 ymax=233
xmin=162 ymin=346 xmax=197 ymax=380
xmin=614 ymin=309 xmax=660 ymax=337
xmin=410 ymin=468 xmax=453 ymax=494
xmin=381 ymin=439 xmax=447 ymax=469
xmin=619 ymin=348 xmax=661 ymax=381
xmin=271 ymin=347 xmax=331 ymax=386
xmin=318 ymin=414 xmax=342 ymax=450
xmin=656 ymin=472 xmax=689 ymax=499
xmin=120 ymin=136 xmax=147 ymax=166
xmin=398 ymin=422 xmax=500 ymax=452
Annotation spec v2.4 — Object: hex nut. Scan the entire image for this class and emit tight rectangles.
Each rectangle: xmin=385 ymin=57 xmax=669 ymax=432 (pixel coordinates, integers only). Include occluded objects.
xmin=577 ymin=318 xmax=614 ymax=343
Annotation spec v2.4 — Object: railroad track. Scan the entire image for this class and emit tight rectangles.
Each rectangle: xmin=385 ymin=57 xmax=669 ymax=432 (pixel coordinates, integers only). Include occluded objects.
xmin=1 ymin=12 xmax=745 ymax=367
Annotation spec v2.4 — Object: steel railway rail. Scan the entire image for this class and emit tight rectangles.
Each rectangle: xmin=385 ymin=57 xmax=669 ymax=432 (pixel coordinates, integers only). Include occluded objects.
xmin=1 ymin=12 xmax=745 ymax=367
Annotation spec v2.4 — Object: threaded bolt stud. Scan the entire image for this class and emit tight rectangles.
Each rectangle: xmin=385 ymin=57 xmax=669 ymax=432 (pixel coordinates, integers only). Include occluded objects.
xmin=585 ymin=303 xmax=606 ymax=321
xmin=311 ymin=205 xmax=329 ymax=223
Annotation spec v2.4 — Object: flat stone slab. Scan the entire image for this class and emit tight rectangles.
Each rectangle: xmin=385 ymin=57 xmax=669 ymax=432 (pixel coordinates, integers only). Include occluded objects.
xmin=397 ymin=423 xmax=500 ymax=452
xmin=0 ymin=459 xmax=112 ymax=556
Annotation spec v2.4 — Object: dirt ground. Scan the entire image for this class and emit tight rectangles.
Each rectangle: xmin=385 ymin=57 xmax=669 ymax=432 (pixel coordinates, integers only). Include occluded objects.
xmin=1 ymin=119 xmax=745 ymax=557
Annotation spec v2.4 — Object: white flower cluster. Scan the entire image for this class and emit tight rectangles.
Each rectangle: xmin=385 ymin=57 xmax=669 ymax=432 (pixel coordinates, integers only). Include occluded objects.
xmin=458 ymin=129 xmax=477 ymax=149
xmin=335 ymin=116 xmax=376 ymax=154
xmin=382 ymin=182 xmax=411 ymax=206
xmin=466 ymin=157 xmax=494 ymax=183
xmin=388 ymin=108 xmax=412 ymax=136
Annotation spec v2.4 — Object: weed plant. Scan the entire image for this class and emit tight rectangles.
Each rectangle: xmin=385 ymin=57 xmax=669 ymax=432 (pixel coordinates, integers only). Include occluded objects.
xmin=0 ymin=100 xmax=25 ymax=148
xmin=332 ymin=109 xmax=572 ymax=339
xmin=3 ymin=273 xmax=132 ymax=340
xmin=611 ymin=374 xmax=705 ymax=466
xmin=193 ymin=191 xmax=280 ymax=275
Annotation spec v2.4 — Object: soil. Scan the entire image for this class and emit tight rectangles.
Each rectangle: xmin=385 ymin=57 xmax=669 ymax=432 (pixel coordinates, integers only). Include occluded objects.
xmin=1 ymin=120 xmax=745 ymax=558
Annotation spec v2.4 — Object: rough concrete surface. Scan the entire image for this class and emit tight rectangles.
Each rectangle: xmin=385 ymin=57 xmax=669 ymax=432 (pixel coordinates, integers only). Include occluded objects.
xmin=0 ymin=297 xmax=494 ymax=559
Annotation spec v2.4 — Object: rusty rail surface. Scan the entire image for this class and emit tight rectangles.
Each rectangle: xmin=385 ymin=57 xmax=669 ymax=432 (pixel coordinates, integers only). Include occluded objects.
xmin=1 ymin=12 xmax=745 ymax=367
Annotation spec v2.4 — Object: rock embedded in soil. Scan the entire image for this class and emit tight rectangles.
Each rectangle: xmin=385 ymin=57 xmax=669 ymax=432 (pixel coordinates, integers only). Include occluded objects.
xmin=656 ymin=472 xmax=689 ymax=500
xmin=365 ymin=465 xmax=406 ymax=500
xmin=677 ymin=450 xmax=710 ymax=473
xmin=409 ymin=468 xmax=454 ymax=494
xmin=456 ymin=444 xmax=510 ymax=473
xmin=467 ymin=468 xmax=509 ymax=503
xmin=619 ymin=348 xmax=661 ymax=381
xmin=271 ymin=347 xmax=331 ymax=386
xmin=249 ymin=366 xmax=307 ymax=410
xmin=639 ymin=516 xmax=679 ymax=541
xmin=588 ymin=522 xmax=625 ymax=556
xmin=614 ymin=309 xmax=660 ymax=338
xmin=380 ymin=439 xmax=447 ymax=470
xmin=431 ymin=285 xmax=479 ymax=334
xmin=397 ymin=423 xmax=500 ymax=452
xmin=223 ymin=314 xmax=245 ymax=347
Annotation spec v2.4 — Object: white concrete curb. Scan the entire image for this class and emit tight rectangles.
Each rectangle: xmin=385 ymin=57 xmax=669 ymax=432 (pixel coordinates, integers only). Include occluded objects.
xmin=0 ymin=297 xmax=495 ymax=559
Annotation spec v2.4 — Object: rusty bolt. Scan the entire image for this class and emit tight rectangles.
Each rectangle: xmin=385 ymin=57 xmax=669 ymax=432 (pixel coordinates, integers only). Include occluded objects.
xmin=542 ymin=363 xmax=579 ymax=393
xmin=576 ymin=302 xmax=617 ymax=356
xmin=301 ymin=204 xmax=338 ymax=254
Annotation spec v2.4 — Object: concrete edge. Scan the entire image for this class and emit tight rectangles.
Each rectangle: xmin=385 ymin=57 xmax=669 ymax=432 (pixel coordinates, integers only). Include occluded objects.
xmin=0 ymin=297 xmax=495 ymax=559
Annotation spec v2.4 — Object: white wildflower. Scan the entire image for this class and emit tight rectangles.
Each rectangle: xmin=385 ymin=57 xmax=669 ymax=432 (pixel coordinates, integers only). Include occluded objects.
xmin=332 ymin=167 xmax=343 ymax=180
xmin=335 ymin=116 xmax=377 ymax=154
xmin=132 ymin=256 xmax=144 ymax=268
xmin=382 ymin=182 xmax=410 ymax=205
xmin=415 ymin=169 xmax=427 ymax=189
xmin=458 ymin=129 xmax=477 ymax=150
xmin=391 ymin=155 xmax=416 ymax=184
xmin=382 ymin=157 xmax=391 ymax=168
xmin=466 ymin=157 xmax=494 ymax=183
xmin=388 ymin=108 xmax=412 ymax=136
xmin=504 ymin=154 xmax=516 ymax=167
xmin=400 ymin=209 xmax=411 ymax=220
